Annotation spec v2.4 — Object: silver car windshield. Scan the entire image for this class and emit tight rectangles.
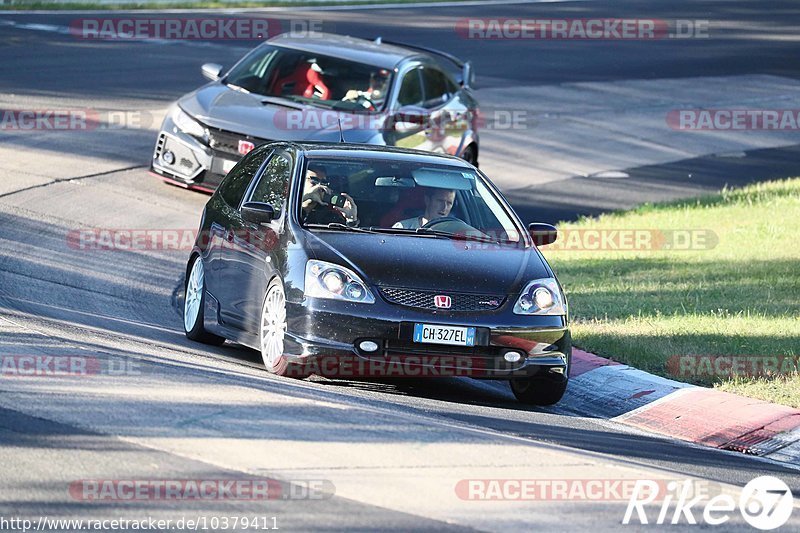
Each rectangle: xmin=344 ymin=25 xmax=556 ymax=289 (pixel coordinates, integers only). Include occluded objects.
xmin=299 ymin=157 xmax=523 ymax=245
xmin=225 ymin=45 xmax=393 ymax=114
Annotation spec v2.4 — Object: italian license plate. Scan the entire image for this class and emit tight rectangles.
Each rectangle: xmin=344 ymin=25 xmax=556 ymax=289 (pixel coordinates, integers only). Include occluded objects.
xmin=222 ymin=159 xmax=237 ymax=174
xmin=413 ymin=323 xmax=476 ymax=347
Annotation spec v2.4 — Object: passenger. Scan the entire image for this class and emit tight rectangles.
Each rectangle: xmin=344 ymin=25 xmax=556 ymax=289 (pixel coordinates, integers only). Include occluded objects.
xmin=393 ymin=188 xmax=456 ymax=229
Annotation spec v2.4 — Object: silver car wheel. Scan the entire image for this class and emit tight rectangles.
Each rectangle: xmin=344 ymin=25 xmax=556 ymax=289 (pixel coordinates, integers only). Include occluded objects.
xmin=184 ymin=258 xmax=204 ymax=333
xmin=260 ymin=281 xmax=287 ymax=369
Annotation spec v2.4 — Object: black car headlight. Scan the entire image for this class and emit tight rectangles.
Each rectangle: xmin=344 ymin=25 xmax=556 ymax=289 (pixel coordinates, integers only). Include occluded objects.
xmin=513 ymin=278 xmax=566 ymax=315
xmin=305 ymin=260 xmax=375 ymax=304
xmin=171 ymin=106 xmax=207 ymax=141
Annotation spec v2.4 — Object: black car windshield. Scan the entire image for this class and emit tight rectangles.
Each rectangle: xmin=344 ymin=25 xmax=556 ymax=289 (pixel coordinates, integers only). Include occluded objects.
xmin=225 ymin=45 xmax=393 ymax=114
xmin=299 ymin=157 xmax=523 ymax=244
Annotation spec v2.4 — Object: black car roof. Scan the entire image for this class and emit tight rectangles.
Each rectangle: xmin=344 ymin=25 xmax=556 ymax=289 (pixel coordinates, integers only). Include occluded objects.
xmin=267 ymin=33 xmax=425 ymax=68
xmin=284 ymin=142 xmax=473 ymax=167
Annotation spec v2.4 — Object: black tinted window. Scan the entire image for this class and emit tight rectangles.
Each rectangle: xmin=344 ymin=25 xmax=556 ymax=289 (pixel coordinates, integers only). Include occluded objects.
xmin=219 ymin=149 xmax=270 ymax=207
xmin=397 ymin=68 xmax=423 ymax=106
xmin=421 ymin=68 xmax=451 ymax=109
xmin=250 ymin=152 xmax=292 ymax=212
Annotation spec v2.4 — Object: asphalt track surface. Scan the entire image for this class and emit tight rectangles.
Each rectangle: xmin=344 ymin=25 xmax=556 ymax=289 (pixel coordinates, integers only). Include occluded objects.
xmin=1 ymin=1 xmax=800 ymax=530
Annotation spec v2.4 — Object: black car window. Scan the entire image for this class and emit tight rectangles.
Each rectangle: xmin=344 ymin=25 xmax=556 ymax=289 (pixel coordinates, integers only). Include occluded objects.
xmin=421 ymin=68 xmax=452 ymax=109
xmin=219 ymin=148 xmax=270 ymax=208
xmin=249 ymin=152 xmax=292 ymax=213
xmin=397 ymin=68 xmax=423 ymax=107
xmin=299 ymin=157 xmax=522 ymax=243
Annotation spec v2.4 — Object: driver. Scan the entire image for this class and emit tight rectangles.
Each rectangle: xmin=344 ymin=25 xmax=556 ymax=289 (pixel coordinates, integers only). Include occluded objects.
xmin=393 ymin=188 xmax=456 ymax=229
xmin=342 ymin=69 xmax=391 ymax=110
xmin=302 ymin=163 xmax=359 ymax=225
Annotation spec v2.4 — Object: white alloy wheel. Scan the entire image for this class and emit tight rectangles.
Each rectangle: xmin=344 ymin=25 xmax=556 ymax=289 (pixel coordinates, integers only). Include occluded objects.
xmin=260 ymin=280 xmax=287 ymax=370
xmin=184 ymin=258 xmax=204 ymax=332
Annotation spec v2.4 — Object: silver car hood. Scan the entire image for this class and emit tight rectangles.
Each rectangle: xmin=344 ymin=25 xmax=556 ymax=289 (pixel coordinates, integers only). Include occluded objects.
xmin=179 ymin=83 xmax=383 ymax=143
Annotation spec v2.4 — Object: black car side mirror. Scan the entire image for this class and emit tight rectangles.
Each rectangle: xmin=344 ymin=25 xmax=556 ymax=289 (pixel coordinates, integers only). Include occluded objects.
xmin=242 ymin=202 xmax=276 ymax=224
xmin=529 ymin=223 xmax=558 ymax=246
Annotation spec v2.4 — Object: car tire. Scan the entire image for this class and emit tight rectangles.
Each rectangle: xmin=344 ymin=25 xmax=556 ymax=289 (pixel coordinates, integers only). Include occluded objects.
xmin=259 ymin=277 xmax=309 ymax=378
xmin=510 ymin=375 xmax=568 ymax=406
xmin=184 ymin=255 xmax=226 ymax=345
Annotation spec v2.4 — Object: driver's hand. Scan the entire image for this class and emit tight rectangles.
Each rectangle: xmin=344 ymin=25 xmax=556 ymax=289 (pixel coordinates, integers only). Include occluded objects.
xmin=342 ymin=89 xmax=359 ymax=102
xmin=303 ymin=183 xmax=330 ymax=205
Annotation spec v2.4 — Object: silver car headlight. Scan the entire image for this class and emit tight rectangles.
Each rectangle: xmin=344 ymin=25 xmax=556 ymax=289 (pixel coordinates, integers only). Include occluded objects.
xmin=513 ymin=278 xmax=566 ymax=315
xmin=305 ymin=260 xmax=375 ymax=304
xmin=171 ymin=106 xmax=207 ymax=140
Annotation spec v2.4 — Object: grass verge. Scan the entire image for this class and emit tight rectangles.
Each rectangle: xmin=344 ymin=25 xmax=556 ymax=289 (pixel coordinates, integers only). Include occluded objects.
xmin=541 ymin=178 xmax=800 ymax=407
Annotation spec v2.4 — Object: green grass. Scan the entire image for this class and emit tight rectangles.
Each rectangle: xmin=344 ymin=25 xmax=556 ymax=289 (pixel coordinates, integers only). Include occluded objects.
xmin=1 ymin=0 xmax=452 ymax=11
xmin=541 ymin=178 xmax=800 ymax=407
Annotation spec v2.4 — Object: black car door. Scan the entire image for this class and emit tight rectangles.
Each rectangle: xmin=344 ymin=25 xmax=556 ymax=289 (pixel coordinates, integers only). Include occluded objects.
xmin=213 ymin=148 xmax=272 ymax=327
xmin=221 ymin=149 xmax=293 ymax=330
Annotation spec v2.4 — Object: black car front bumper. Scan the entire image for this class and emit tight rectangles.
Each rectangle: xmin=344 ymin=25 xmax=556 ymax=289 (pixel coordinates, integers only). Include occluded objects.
xmin=284 ymin=295 xmax=570 ymax=380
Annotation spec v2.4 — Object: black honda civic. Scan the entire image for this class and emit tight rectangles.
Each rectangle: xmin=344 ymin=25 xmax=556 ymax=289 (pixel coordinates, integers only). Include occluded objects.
xmin=183 ymin=142 xmax=571 ymax=405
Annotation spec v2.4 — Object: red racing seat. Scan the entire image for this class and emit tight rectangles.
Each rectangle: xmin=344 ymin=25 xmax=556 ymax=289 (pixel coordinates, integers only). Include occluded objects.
xmin=380 ymin=187 xmax=425 ymax=227
xmin=273 ymin=64 xmax=330 ymax=100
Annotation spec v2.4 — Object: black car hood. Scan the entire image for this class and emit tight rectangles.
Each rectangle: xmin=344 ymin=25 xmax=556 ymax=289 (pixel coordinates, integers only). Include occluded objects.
xmin=179 ymin=84 xmax=381 ymax=143
xmin=307 ymin=232 xmax=549 ymax=294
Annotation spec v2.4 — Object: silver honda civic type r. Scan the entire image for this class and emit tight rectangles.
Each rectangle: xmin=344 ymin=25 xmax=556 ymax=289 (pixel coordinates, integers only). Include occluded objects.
xmin=151 ymin=33 xmax=480 ymax=193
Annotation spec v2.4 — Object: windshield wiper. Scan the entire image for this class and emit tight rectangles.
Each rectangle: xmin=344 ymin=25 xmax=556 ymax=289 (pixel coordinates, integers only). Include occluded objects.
xmin=363 ymin=227 xmax=434 ymax=236
xmin=328 ymin=101 xmax=373 ymax=114
xmin=306 ymin=223 xmax=379 ymax=233
xmin=363 ymin=226 xmax=496 ymax=243
xmin=259 ymin=95 xmax=306 ymax=110
xmin=224 ymin=81 xmax=250 ymax=94
xmin=413 ymin=227 xmax=500 ymax=244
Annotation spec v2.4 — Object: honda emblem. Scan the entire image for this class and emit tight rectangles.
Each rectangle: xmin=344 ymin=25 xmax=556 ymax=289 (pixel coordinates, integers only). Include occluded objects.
xmin=434 ymin=295 xmax=451 ymax=309
xmin=238 ymin=139 xmax=255 ymax=155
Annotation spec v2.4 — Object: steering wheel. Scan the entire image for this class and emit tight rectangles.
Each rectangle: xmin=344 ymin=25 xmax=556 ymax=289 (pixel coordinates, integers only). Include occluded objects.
xmin=355 ymin=94 xmax=376 ymax=111
xmin=421 ymin=216 xmax=463 ymax=229
xmin=422 ymin=216 xmax=491 ymax=239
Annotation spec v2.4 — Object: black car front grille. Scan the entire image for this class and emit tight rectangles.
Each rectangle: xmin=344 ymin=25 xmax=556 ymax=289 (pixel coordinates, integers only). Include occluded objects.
xmin=207 ymin=128 xmax=270 ymax=157
xmin=379 ymin=287 xmax=506 ymax=312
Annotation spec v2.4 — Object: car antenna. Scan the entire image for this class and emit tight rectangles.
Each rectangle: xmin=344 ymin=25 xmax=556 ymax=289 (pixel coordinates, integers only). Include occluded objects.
xmin=338 ymin=118 xmax=345 ymax=143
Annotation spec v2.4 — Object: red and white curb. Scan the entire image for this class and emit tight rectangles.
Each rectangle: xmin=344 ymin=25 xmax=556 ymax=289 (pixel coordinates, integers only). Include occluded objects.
xmin=565 ymin=349 xmax=800 ymax=465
